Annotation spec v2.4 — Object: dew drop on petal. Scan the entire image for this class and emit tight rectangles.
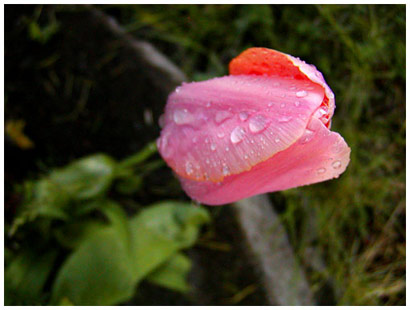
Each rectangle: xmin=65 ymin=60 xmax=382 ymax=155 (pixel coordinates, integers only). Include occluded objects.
xmin=268 ymin=102 xmax=274 ymax=107
xmin=332 ymin=160 xmax=342 ymax=169
xmin=230 ymin=126 xmax=246 ymax=144
xmin=249 ymin=115 xmax=267 ymax=133
xmin=206 ymin=101 xmax=212 ymax=108
xmin=299 ymin=129 xmax=314 ymax=144
xmin=317 ymin=167 xmax=326 ymax=174
xmin=274 ymin=137 xmax=280 ymax=143
xmin=278 ymin=115 xmax=293 ymax=123
xmin=158 ymin=114 xmax=165 ymax=128
xmin=173 ymin=109 xmax=194 ymax=125
xmin=331 ymin=142 xmax=344 ymax=153
xmin=185 ymin=162 xmax=194 ymax=175
xmin=296 ymin=90 xmax=308 ymax=98
xmin=222 ymin=165 xmax=230 ymax=176
xmin=210 ymin=143 xmax=216 ymax=151
xmin=239 ymin=111 xmax=249 ymax=121
xmin=217 ymin=132 xmax=225 ymax=139
xmin=156 ymin=137 xmax=161 ymax=149
xmin=294 ymin=101 xmax=300 ymax=107
xmin=214 ymin=111 xmax=232 ymax=124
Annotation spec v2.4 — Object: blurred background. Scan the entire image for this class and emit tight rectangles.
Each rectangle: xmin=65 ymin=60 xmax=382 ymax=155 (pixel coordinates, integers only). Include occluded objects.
xmin=5 ymin=4 xmax=405 ymax=306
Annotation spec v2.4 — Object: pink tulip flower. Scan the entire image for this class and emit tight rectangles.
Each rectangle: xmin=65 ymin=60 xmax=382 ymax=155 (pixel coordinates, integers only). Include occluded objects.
xmin=158 ymin=48 xmax=350 ymax=205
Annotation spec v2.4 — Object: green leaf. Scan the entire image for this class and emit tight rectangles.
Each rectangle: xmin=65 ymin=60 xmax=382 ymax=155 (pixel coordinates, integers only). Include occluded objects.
xmin=5 ymin=249 xmax=58 ymax=305
xmin=51 ymin=201 xmax=210 ymax=305
xmin=51 ymin=226 xmax=135 ymax=306
xmin=129 ymin=201 xmax=210 ymax=279
xmin=147 ymin=252 xmax=192 ymax=293
xmin=49 ymin=154 xmax=116 ymax=200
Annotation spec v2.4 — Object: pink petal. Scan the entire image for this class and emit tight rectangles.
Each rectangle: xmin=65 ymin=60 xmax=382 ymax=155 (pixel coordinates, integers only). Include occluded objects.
xmin=158 ymin=75 xmax=325 ymax=182
xmin=229 ymin=47 xmax=335 ymax=128
xmin=179 ymin=117 xmax=350 ymax=205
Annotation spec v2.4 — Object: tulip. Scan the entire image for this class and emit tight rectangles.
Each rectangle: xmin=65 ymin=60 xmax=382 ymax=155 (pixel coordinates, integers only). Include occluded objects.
xmin=158 ymin=47 xmax=350 ymax=205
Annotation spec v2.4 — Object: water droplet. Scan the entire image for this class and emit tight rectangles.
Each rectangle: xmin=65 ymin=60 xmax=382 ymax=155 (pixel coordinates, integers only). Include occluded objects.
xmin=210 ymin=143 xmax=216 ymax=151
xmin=173 ymin=109 xmax=194 ymax=125
xmin=280 ymin=103 xmax=286 ymax=108
xmin=205 ymin=137 xmax=209 ymax=143
xmin=299 ymin=129 xmax=314 ymax=144
xmin=331 ymin=142 xmax=343 ymax=153
xmin=294 ymin=101 xmax=300 ymax=107
xmin=206 ymin=101 xmax=212 ymax=108
xmin=158 ymin=114 xmax=165 ymax=128
xmin=317 ymin=167 xmax=326 ymax=174
xmin=217 ymin=132 xmax=225 ymax=139
xmin=225 ymin=147 xmax=230 ymax=152
xmin=185 ymin=162 xmax=194 ymax=175
xmin=230 ymin=126 xmax=246 ymax=144
xmin=239 ymin=111 xmax=249 ymax=121
xmin=328 ymin=92 xmax=335 ymax=99
xmin=205 ymin=158 xmax=210 ymax=164
xmin=296 ymin=90 xmax=308 ymax=98
xmin=332 ymin=160 xmax=342 ymax=169
xmin=192 ymin=136 xmax=198 ymax=143
xmin=175 ymin=86 xmax=181 ymax=93
xmin=214 ymin=111 xmax=232 ymax=124
xmin=274 ymin=137 xmax=280 ymax=143
xmin=268 ymin=102 xmax=274 ymax=107
xmin=278 ymin=115 xmax=292 ymax=123
xmin=244 ymin=154 xmax=249 ymax=159
xmin=222 ymin=165 xmax=230 ymax=176
xmin=249 ymin=115 xmax=268 ymax=133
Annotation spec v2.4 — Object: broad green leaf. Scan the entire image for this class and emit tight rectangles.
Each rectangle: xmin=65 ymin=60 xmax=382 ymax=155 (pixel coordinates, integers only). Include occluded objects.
xmin=5 ymin=249 xmax=58 ymax=305
xmin=51 ymin=227 xmax=135 ymax=306
xmin=147 ymin=252 xmax=192 ymax=293
xmin=129 ymin=201 xmax=211 ymax=279
xmin=51 ymin=201 xmax=210 ymax=305
xmin=49 ymin=154 xmax=116 ymax=200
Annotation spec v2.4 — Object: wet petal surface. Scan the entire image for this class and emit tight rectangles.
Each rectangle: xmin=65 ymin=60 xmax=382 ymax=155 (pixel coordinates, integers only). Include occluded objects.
xmin=158 ymin=75 xmax=325 ymax=182
xmin=179 ymin=117 xmax=351 ymax=205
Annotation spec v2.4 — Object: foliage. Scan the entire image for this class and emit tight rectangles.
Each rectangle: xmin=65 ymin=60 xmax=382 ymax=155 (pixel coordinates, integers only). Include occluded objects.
xmin=5 ymin=142 xmax=210 ymax=305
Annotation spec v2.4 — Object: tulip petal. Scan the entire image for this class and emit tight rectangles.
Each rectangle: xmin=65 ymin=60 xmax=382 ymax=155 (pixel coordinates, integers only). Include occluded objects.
xmin=179 ymin=117 xmax=350 ymax=205
xmin=229 ymin=47 xmax=335 ymax=127
xmin=158 ymin=75 xmax=325 ymax=182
